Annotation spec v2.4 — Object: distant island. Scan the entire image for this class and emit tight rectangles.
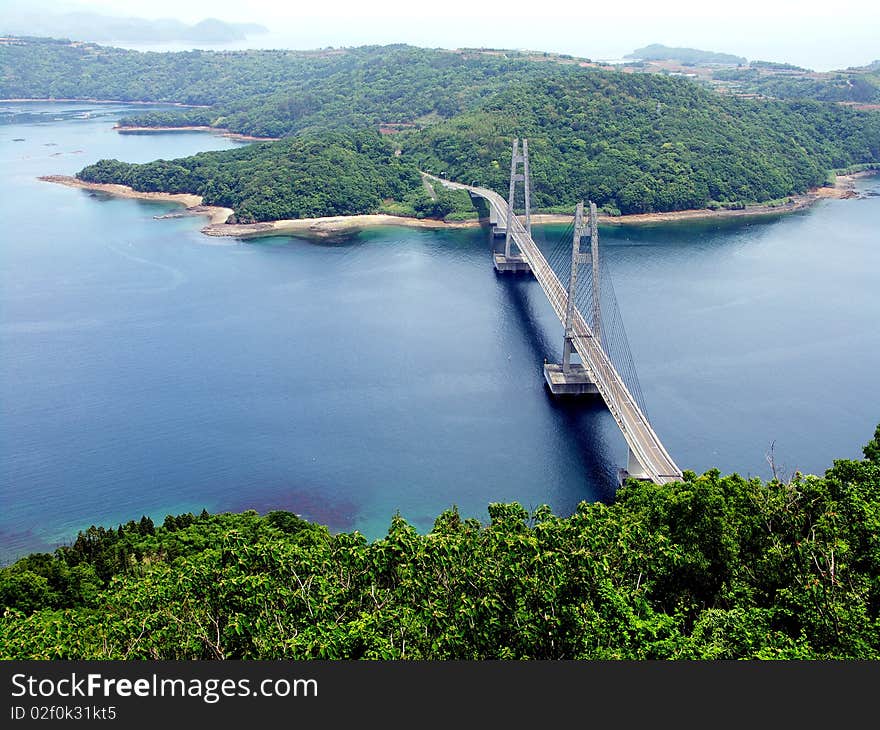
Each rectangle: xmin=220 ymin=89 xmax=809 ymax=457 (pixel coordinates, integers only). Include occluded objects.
xmin=626 ymin=43 xmax=747 ymax=66
xmin=0 ymin=12 xmax=268 ymax=44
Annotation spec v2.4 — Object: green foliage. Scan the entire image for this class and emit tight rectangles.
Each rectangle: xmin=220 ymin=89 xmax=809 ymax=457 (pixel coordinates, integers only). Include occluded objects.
xmin=1 ymin=427 xmax=879 ymax=660
xmin=77 ymin=131 xmax=425 ymax=222
xmin=402 ymin=76 xmax=880 ymax=213
xmin=751 ymin=61 xmax=809 ymax=72
xmin=408 ymin=186 xmax=474 ymax=220
xmin=7 ymin=37 xmax=880 ymax=218
xmin=0 ymin=39 xmax=592 ymax=135
xmin=833 ymin=162 xmax=880 ymax=175
xmin=863 ymin=425 xmax=880 ymax=463
xmin=713 ymin=66 xmax=880 ymax=104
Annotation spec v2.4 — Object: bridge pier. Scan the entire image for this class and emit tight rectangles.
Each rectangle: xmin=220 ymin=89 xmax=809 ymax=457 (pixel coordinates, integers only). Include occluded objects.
xmin=543 ymin=362 xmax=599 ymax=396
xmin=493 ymin=251 xmax=532 ymax=273
xmin=617 ymin=447 xmax=653 ymax=485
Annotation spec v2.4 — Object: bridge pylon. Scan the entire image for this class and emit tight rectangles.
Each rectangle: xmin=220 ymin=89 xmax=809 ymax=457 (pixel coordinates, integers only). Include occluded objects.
xmin=543 ymin=201 xmax=600 ymax=396
xmin=494 ymin=138 xmax=533 ymax=274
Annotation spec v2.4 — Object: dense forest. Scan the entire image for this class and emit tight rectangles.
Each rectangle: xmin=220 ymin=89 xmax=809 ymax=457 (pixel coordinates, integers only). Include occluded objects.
xmin=1 ymin=426 xmax=878 ymax=659
xmin=77 ymin=131 xmax=475 ymax=223
xmin=4 ymin=36 xmax=880 ymax=219
xmin=0 ymin=39 xmax=592 ymax=135
xmin=403 ymin=77 xmax=880 ymax=213
xmin=77 ymin=75 xmax=880 ymax=220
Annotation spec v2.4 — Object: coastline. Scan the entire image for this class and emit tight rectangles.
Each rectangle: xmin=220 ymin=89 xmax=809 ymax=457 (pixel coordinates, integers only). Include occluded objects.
xmin=38 ymin=172 xmax=873 ymax=239
xmin=113 ymin=125 xmax=279 ymax=142
xmin=0 ymin=98 xmax=201 ymax=106
xmin=38 ymin=175 xmax=233 ymax=225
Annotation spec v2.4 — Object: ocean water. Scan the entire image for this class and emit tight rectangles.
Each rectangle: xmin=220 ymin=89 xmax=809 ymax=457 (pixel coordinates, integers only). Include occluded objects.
xmin=1 ymin=102 xmax=878 ymax=561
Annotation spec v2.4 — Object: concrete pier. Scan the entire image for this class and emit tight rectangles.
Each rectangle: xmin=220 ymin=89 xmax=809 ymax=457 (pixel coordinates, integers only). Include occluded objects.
xmin=617 ymin=448 xmax=655 ymax=485
xmin=542 ymin=362 xmax=599 ymax=396
xmin=494 ymin=251 xmax=532 ymax=274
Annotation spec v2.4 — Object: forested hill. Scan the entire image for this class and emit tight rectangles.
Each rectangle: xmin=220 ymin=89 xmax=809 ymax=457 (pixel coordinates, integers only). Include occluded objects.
xmin=1 ymin=426 xmax=879 ymax=659
xmin=0 ymin=38 xmax=593 ymax=136
xmin=77 ymin=76 xmax=880 ymax=220
xmin=77 ymin=132 xmax=475 ymax=224
xmin=404 ymin=76 xmax=880 ymax=213
xmin=4 ymin=36 xmax=880 ymax=219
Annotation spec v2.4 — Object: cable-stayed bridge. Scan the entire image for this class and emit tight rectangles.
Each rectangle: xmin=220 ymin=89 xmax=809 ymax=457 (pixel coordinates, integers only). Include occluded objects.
xmin=431 ymin=138 xmax=681 ymax=484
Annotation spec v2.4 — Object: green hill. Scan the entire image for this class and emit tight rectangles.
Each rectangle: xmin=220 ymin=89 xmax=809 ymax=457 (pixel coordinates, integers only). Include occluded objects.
xmin=403 ymin=75 xmax=880 ymax=214
xmin=713 ymin=66 xmax=880 ymax=104
xmin=77 ymin=131 xmax=436 ymax=223
xmin=4 ymin=37 xmax=880 ymax=219
xmin=77 ymin=71 xmax=880 ymax=219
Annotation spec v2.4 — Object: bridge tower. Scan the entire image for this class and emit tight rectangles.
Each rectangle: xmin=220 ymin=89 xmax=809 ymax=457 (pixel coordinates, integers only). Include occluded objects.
xmin=493 ymin=138 xmax=533 ymax=274
xmin=543 ymin=201 xmax=600 ymax=396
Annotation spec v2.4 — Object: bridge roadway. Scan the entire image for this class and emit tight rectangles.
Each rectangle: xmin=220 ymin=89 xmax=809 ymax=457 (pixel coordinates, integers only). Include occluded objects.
xmin=435 ymin=177 xmax=682 ymax=484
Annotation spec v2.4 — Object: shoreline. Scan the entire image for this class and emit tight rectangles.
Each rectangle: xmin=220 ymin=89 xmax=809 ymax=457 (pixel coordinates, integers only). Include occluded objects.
xmin=38 ymin=175 xmax=233 ymax=225
xmin=113 ymin=125 xmax=279 ymax=142
xmin=38 ymin=172 xmax=873 ymax=239
xmin=0 ymin=98 xmax=202 ymax=107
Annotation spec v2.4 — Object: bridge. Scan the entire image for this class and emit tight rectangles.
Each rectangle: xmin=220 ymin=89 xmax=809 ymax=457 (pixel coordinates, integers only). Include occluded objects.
xmin=431 ymin=138 xmax=682 ymax=485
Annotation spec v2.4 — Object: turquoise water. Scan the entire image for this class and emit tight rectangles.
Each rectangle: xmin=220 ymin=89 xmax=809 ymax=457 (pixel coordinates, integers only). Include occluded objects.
xmin=2 ymin=102 xmax=878 ymax=561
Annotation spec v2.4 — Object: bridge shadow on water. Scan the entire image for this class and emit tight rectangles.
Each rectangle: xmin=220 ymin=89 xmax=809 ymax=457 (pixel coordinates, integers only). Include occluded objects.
xmin=497 ymin=263 xmax=621 ymax=506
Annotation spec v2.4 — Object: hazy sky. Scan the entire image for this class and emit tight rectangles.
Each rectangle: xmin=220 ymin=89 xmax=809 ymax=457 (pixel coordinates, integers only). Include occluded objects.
xmin=7 ymin=0 xmax=880 ymax=70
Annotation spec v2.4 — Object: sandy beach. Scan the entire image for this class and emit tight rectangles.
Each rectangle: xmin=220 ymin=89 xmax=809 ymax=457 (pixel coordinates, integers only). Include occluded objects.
xmin=114 ymin=125 xmax=279 ymax=142
xmin=39 ymin=171 xmax=872 ymax=240
xmin=38 ymin=175 xmax=233 ymax=225
xmin=0 ymin=98 xmax=200 ymax=106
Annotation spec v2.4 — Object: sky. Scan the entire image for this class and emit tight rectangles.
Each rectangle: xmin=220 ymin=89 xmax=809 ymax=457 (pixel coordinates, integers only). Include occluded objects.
xmin=5 ymin=0 xmax=879 ymax=70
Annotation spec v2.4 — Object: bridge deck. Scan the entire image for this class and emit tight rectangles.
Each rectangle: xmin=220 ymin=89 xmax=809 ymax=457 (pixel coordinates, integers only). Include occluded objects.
xmin=437 ymin=178 xmax=682 ymax=485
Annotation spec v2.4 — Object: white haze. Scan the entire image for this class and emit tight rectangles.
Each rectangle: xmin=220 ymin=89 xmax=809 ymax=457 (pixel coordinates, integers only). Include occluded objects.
xmin=2 ymin=0 xmax=878 ymax=71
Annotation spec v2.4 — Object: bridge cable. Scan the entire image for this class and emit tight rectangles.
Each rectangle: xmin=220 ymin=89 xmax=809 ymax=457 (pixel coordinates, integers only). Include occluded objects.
xmin=597 ymin=254 xmax=650 ymax=418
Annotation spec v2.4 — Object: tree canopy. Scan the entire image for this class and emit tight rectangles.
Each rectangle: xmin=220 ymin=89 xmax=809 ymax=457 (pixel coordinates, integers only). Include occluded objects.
xmin=5 ymin=37 xmax=880 ymax=218
xmin=2 ymin=426 xmax=879 ymax=660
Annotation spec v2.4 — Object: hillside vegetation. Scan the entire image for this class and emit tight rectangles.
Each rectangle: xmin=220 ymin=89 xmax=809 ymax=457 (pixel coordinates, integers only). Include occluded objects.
xmin=1 ymin=426 xmax=878 ymax=659
xmin=0 ymin=39 xmax=590 ymax=135
xmin=713 ymin=66 xmax=880 ymax=104
xmin=4 ymin=37 xmax=880 ymax=219
xmin=78 ymin=73 xmax=880 ymax=220
xmin=75 ymin=131 xmax=463 ymax=223
xmin=403 ymin=76 xmax=880 ymax=214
